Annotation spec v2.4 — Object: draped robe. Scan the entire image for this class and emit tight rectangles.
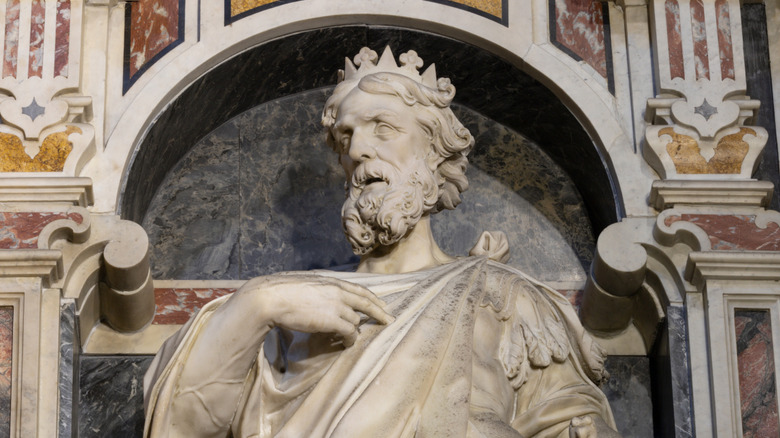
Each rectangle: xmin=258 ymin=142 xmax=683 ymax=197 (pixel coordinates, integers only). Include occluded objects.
xmin=144 ymin=257 xmax=615 ymax=437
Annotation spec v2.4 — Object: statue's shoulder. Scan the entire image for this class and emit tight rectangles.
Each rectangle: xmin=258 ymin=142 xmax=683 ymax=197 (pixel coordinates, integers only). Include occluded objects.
xmin=480 ymin=260 xmax=555 ymax=317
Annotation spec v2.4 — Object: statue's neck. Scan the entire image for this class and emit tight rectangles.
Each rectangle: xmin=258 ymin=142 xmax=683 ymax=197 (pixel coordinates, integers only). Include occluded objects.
xmin=357 ymin=215 xmax=455 ymax=275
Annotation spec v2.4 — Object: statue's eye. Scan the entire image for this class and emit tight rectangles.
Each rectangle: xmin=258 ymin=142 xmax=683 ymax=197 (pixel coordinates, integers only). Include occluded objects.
xmin=375 ymin=123 xmax=397 ymax=136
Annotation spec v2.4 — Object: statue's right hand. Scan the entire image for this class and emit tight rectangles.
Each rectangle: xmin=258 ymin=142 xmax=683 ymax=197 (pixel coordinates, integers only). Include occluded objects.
xmin=236 ymin=274 xmax=394 ymax=347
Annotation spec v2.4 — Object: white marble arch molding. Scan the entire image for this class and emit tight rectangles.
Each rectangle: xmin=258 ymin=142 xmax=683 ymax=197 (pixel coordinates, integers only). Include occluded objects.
xmin=118 ymin=26 xmax=630 ymax=237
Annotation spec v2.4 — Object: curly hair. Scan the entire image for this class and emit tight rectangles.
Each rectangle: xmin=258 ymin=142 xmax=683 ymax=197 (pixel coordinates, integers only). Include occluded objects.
xmin=322 ymin=72 xmax=474 ymax=213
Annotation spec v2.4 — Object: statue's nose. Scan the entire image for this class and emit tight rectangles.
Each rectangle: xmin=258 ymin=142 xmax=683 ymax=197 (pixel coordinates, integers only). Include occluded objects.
xmin=348 ymin=131 xmax=376 ymax=162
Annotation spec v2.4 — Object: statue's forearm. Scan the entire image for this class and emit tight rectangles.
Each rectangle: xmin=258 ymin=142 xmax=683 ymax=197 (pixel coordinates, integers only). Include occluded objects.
xmin=468 ymin=410 xmax=525 ymax=438
xmin=165 ymin=289 xmax=273 ymax=436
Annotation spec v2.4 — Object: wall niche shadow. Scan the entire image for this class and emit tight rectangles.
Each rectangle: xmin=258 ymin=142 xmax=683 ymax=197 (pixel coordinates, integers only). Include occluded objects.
xmin=142 ymin=89 xmax=594 ymax=282
xmin=122 ymin=26 xmax=621 ymax=251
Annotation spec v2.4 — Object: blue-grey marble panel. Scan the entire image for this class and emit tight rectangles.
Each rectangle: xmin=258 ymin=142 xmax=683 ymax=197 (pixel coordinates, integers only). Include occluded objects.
xmin=78 ymin=356 xmax=153 ymax=438
xmin=59 ymin=301 xmax=77 ymax=438
xmin=603 ymin=356 xmax=654 ymax=437
xmin=123 ymin=26 xmax=620 ymax=239
xmin=742 ymin=3 xmax=779 ymax=210
xmin=143 ymin=119 xmax=240 ymax=279
xmin=122 ymin=26 xmax=368 ymax=223
xmin=667 ymin=305 xmax=694 ymax=438
xmin=144 ymin=89 xmax=594 ymax=281
xmin=237 ymin=89 xmax=358 ymax=277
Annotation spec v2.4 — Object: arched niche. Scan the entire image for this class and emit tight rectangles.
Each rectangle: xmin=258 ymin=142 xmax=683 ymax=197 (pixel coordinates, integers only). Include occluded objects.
xmin=120 ymin=26 xmax=623 ymax=278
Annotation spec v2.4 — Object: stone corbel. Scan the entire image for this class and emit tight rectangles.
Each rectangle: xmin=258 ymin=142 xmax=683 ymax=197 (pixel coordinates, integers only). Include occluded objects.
xmin=580 ymin=209 xmax=712 ymax=354
xmin=38 ymin=210 xmax=155 ymax=343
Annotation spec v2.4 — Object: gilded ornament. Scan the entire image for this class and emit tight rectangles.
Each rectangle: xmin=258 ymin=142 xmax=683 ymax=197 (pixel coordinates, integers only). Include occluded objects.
xmin=0 ymin=126 xmax=81 ymax=172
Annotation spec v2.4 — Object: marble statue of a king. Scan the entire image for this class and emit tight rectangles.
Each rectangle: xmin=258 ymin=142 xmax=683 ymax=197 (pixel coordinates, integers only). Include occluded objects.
xmin=143 ymin=47 xmax=620 ymax=438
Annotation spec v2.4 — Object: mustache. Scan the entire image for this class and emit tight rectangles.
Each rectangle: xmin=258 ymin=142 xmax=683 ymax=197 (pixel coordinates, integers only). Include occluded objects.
xmin=350 ymin=161 xmax=399 ymax=188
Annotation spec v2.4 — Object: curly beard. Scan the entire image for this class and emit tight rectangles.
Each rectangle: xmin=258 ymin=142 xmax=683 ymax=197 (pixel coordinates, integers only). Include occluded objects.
xmin=342 ymin=160 xmax=439 ymax=255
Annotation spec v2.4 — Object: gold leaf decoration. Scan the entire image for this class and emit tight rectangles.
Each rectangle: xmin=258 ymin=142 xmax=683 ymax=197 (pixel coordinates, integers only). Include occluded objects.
xmin=0 ymin=126 xmax=81 ymax=172
xmin=662 ymin=126 xmax=752 ymax=174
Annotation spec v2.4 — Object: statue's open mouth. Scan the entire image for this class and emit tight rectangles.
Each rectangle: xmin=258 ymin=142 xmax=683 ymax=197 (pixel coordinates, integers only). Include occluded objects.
xmin=364 ymin=177 xmax=385 ymax=186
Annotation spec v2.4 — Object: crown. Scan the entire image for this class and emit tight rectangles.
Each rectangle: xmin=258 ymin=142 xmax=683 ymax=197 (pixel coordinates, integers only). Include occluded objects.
xmin=339 ymin=46 xmax=439 ymax=89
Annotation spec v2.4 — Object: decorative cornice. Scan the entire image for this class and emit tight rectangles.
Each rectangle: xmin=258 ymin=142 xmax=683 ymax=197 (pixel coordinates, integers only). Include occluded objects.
xmin=0 ymin=177 xmax=94 ymax=207
xmin=685 ymin=251 xmax=780 ymax=289
xmin=0 ymin=250 xmax=63 ymax=287
xmin=650 ymin=180 xmax=774 ymax=210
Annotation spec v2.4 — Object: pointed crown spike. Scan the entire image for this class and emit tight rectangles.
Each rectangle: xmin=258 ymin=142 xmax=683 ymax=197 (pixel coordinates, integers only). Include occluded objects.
xmin=342 ymin=46 xmax=439 ymax=88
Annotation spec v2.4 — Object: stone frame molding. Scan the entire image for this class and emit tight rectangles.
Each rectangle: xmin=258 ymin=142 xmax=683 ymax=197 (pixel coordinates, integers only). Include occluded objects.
xmin=684 ymin=251 xmax=780 ymax=437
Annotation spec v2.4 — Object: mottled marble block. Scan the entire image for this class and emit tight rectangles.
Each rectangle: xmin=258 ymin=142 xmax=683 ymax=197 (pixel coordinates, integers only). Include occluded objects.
xmin=735 ymin=309 xmax=779 ymax=438
xmin=551 ymin=0 xmax=609 ymax=79
xmin=665 ymin=214 xmax=780 ymax=251
xmin=153 ymin=288 xmax=234 ymax=324
xmin=143 ymin=89 xmax=594 ymax=283
xmin=59 ymin=302 xmax=76 ymax=438
xmin=0 ymin=212 xmax=83 ymax=249
xmin=0 ymin=306 xmax=13 ymax=438
xmin=78 ymin=356 xmax=153 ymax=438
xmin=602 ymin=356 xmax=654 ymax=438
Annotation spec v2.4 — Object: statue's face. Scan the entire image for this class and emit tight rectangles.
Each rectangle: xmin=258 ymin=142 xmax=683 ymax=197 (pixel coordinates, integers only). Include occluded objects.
xmin=332 ymin=87 xmax=440 ymax=255
xmin=332 ymin=87 xmax=430 ymax=183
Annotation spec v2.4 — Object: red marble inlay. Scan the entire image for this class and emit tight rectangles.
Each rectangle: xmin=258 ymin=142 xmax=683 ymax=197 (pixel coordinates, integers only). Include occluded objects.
xmin=3 ymin=0 xmax=20 ymax=78
xmin=735 ymin=310 xmax=779 ymax=438
xmin=153 ymin=288 xmax=235 ymax=324
xmin=664 ymin=214 xmax=780 ymax=251
xmin=716 ymin=0 xmax=734 ymax=80
xmin=0 ymin=306 xmax=13 ymax=436
xmin=54 ymin=0 xmax=71 ymax=78
xmin=665 ymin=0 xmax=685 ymax=80
xmin=128 ymin=0 xmax=180 ymax=79
xmin=557 ymin=289 xmax=583 ymax=312
xmin=554 ymin=0 xmax=607 ymax=78
xmin=0 ymin=212 xmax=83 ymax=249
xmin=690 ymin=0 xmax=709 ymax=80
xmin=27 ymin=0 xmax=45 ymax=78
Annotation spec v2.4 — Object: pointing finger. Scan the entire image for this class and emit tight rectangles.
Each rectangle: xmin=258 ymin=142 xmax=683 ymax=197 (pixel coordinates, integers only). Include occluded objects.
xmin=320 ymin=277 xmax=387 ymax=308
xmin=341 ymin=293 xmax=394 ymax=325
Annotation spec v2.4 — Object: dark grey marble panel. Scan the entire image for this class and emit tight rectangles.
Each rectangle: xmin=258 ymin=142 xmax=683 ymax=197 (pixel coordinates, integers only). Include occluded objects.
xmin=78 ymin=356 xmax=153 ymax=438
xmin=142 ymin=120 xmax=240 ymax=280
xmin=650 ymin=305 xmax=694 ymax=438
xmin=742 ymin=4 xmax=779 ymax=211
xmin=237 ymin=88 xmax=357 ymax=277
xmin=363 ymin=27 xmax=622 ymax=232
xmin=123 ymin=26 xmax=620 ymax=237
xmin=122 ymin=26 xmax=369 ymax=224
xmin=603 ymin=356 xmax=654 ymax=438
xmin=144 ymin=88 xmax=593 ymax=281
xmin=666 ymin=305 xmax=694 ymax=438
xmin=454 ymin=106 xmax=595 ymax=268
xmin=59 ymin=301 xmax=77 ymax=438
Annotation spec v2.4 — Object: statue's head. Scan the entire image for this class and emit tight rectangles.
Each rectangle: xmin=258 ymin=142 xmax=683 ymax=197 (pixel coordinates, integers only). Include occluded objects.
xmin=322 ymin=47 xmax=474 ymax=255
